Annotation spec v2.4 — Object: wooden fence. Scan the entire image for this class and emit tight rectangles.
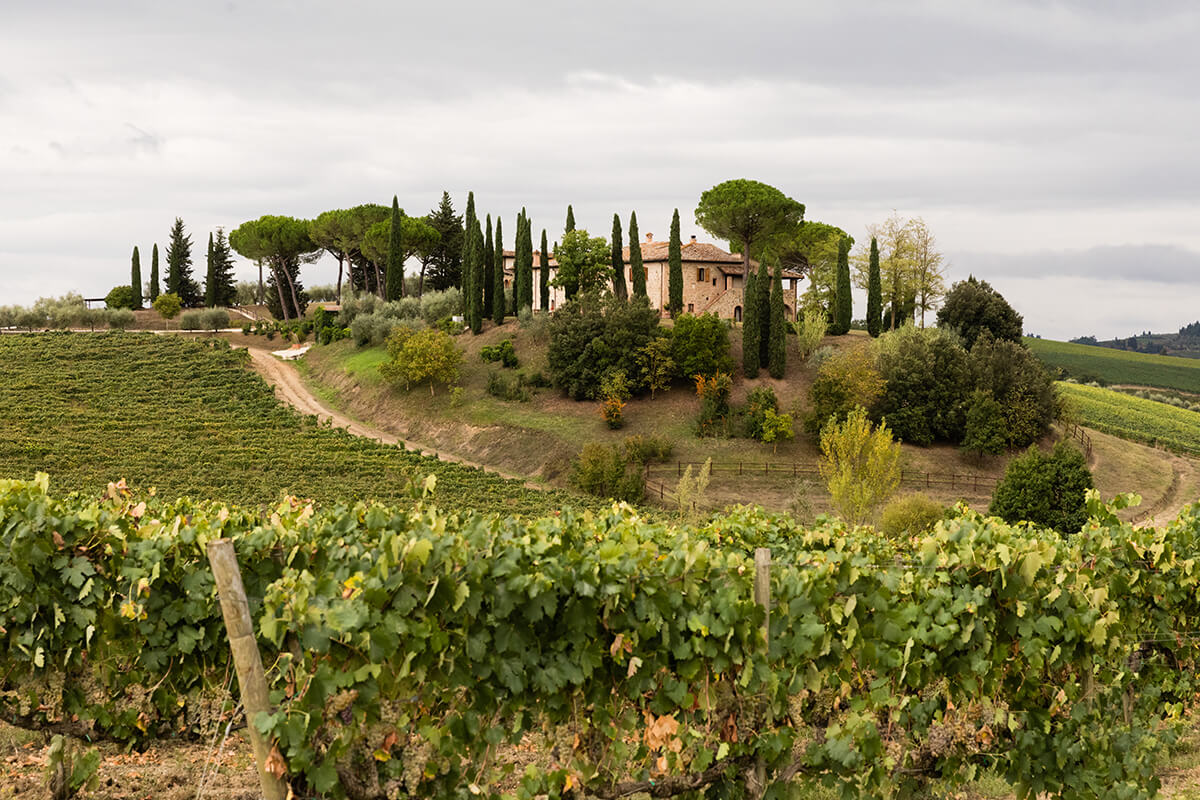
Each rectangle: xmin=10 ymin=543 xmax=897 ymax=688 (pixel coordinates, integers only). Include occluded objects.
xmin=1065 ymin=422 xmax=1094 ymax=460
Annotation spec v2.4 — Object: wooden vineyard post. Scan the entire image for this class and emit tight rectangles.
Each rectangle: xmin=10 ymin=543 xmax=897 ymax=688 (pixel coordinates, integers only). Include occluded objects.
xmin=752 ymin=548 xmax=772 ymax=796
xmin=208 ymin=539 xmax=288 ymax=800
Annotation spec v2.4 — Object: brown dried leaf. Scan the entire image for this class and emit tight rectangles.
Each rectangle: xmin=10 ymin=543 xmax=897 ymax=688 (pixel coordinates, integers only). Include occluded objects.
xmin=265 ymin=744 xmax=288 ymax=779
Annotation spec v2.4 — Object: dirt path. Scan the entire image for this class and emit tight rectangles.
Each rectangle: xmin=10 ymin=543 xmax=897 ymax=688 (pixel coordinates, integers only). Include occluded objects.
xmin=245 ymin=348 xmax=532 ymax=484
xmin=1140 ymin=453 xmax=1200 ymax=528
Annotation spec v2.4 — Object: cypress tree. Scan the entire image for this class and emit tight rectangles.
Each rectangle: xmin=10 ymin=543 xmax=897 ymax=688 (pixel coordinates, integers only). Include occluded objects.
xmin=629 ymin=212 xmax=646 ymax=299
xmin=471 ymin=219 xmax=484 ymax=333
xmin=768 ymin=261 xmax=787 ymax=378
xmin=668 ymin=209 xmax=683 ymax=317
xmin=565 ymin=205 xmax=575 ymax=234
xmin=385 ymin=196 xmax=405 ymax=301
xmin=483 ymin=214 xmax=494 ymax=319
xmin=130 ymin=246 xmax=143 ymax=309
xmin=165 ymin=217 xmax=200 ymax=306
xmin=149 ymin=244 xmax=160 ymax=301
xmin=756 ymin=259 xmax=771 ymax=365
xmin=205 ymin=233 xmax=216 ymax=306
xmin=492 ymin=217 xmax=505 ymax=325
xmin=519 ymin=211 xmax=534 ymax=313
xmin=866 ymin=236 xmax=882 ymax=337
xmin=461 ymin=192 xmax=476 ymax=323
xmin=611 ymin=213 xmax=627 ymax=301
xmin=833 ymin=236 xmax=852 ymax=335
xmin=742 ymin=269 xmax=760 ymax=378
xmin=539 ymin=229 xmax=551 ymax=312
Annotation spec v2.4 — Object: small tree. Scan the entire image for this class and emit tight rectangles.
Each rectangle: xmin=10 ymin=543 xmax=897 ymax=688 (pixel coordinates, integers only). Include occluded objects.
xmin=565 ymin=204 xmax=576 ymax=234
xmin=989 ymin=442 xmax=1092 ymax=534
xmin=202 ymin=308 xmax=231 ymax=333
xmin=793 ymin=307 xmax=827 ymax=360
xmin=742 ymin=269 xmax=760 ymax=378
xmin=819 ymin=406 xmax=902 ymax=525
xmin=637 ymin=337 xmax=675 ymax=399
xmin=670 ymin=313 xmax=732 ymax=379
xmin=599 ymin=369 xmax=631 ymax=429
xmin=153 ymin=292 xmax=182 ymax=325
xmin=553 ymin=230 xmax=611 ymax=299
xmin=755 ymin=259 xmax=771 ymax=366
xmin=667 ymin=209 xmax=683 ymax=317
xmin=379 ymin=327 xmax=464 ymax=395
xmin=936 ymin=276 xmax=1023 ymax=349
xmin=767 ymin=261 xmax=787 ymax=378
xmin=866 ymin=237 xmax=882 ymax=337
xmin=760 ymin=408 xmax=795 ymax=454
xmin=482 ymin=215 xmax=494 ymax=319
xmin=695 ymin=372 xmax=733 ymax=437
xmin=675 ymin=458 xmax=712 ymax=519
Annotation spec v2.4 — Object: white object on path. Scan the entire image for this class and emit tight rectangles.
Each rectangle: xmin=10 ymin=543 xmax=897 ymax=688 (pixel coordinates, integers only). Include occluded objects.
xmin=272 ymin=344 xmax=311 ymax=360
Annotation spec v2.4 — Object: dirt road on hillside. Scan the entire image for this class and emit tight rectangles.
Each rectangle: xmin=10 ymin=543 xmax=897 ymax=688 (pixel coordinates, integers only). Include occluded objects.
xmin=245 ymin=348 xmax=532 ymax=483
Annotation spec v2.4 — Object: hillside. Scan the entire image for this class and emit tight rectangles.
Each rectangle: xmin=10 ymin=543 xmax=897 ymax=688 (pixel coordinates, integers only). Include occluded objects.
xmin=292 ymin=321 xmax=1186 ymax=521
xmin=1027 ymin=336 xmax=1200 ymax=393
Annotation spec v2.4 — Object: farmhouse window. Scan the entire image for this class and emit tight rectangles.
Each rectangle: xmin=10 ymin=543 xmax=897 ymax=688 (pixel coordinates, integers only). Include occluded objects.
xmin=696 ymin=268 xmax=705 ymax=282
xmin=712 ymin=277 xmax=717 ymax=286
xmin=687 ymin=303 xmax=694 ymax=313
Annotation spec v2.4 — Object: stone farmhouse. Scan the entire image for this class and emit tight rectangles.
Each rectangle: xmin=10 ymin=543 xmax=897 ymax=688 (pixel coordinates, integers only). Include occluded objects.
xmin=503 ymin=233 xmax=805 ymax=321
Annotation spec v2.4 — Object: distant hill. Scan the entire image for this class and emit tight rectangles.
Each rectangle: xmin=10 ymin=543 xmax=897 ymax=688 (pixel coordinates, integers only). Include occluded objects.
xmin=1026 ymin=337 xmax=1200 ymax=393
xmin=1068 ymin=321 xmax=1200 ymax=359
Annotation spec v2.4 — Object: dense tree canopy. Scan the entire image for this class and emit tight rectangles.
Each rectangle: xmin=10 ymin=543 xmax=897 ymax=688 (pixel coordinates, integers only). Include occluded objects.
xmin=789 ymin=221 xmax=850 ymax=318
xmin=695 ymin=179 xmax=804 ymax=277
xmin=229 ymin=215 xmax=317 ymax=320
xmin=936 ymin=276 xmax=1023 ymax=349
xmin=874 ymin=326 xmax=971 ymax=446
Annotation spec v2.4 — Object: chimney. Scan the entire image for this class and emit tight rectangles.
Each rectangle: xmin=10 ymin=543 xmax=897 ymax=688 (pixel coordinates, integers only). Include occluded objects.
xmin=690 ymin=235 xmax=696 ymax=244
xmin=645 ymin=233 xmax=653 ymax=243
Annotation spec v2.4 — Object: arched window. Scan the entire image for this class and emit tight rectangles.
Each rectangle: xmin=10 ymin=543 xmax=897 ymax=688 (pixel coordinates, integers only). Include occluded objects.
xmin=734 ymin=306 xmax=742 ymax=322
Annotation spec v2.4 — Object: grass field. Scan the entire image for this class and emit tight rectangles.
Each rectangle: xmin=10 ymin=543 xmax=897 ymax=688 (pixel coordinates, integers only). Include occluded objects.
xmin=1058 ymin=381 xmax=1200 ymax=456
xmin=0 ymin=332 xmax=591 ymax=513
xmin=1027 ymin=336 xmax=1200 ymax=393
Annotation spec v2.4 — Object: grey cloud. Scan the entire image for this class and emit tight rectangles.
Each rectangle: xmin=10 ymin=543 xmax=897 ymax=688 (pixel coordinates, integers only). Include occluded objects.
xmin=952 ymin=244 xmax=1200 ymax=285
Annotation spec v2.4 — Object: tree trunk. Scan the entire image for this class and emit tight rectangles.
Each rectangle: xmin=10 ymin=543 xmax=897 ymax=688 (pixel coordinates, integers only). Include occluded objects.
xmin=257 ymin=259 xmax=265 ymax=305
xmin=281 ymin=262 xmax=302 ymax=321
xmin=336 ymin=252 xmax=345 ymax=303
xmin=272 ymin=267 xmax=290 ymax=321
xmin=418 ymin=259 xmax=428 ymax=298
xmin=374 ymin=261 xmax=384 ymax=299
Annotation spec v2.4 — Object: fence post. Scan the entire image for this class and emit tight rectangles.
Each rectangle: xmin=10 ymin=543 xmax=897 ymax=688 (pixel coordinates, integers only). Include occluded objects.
xmin=678 ymin=461 xmax=682 ymax=478
xmin=752 ymin=548 xmax=771 ymax=795
xmin=208 ymin=540 xmax=288 ymax=800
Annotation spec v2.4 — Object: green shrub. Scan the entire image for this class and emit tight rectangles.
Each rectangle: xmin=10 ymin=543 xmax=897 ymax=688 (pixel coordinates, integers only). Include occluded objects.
xmin=695 ymin=372 xmax=733 ymax=437
xmin=961 ymin=389 xmax=1007 ymax=459
xmin=793 ymin=308 xmax=828 ymax=361
xmin=880 ymin=493 xmax=946 ymax=539
xmin=420 ymin=288 xmax=463 ymax=326
xmin=351 ymin=313 xmax=399 ymax=347
xmin=104 ymin=285 xmax=135 ymax=311
xmin=106 ymin=309 xmax=135 ymax=330
xmin=670 ymin=313 xmax=732 ymax=379
xmin=569 ymin=442 xmax=644 ymax=502
xmin=969 ymin=332 xmax=1058 ymax=448
xmin=623 ymin=435 xmax=673 ymax=465
xmin=487 ymin=371 xmax=532 ymax=402
xmin=806 ymin=347 xmax=884 ymax=436
xmin=202 ymin=309 xmax=230 ymax=332
xmin=989 ymin=442 xmax=1093 ymax=534
xmin=548 ymin=295 xmax=660 ymax=400
xmin=180 ymin=310 xmax=205 ymax=331
xmin=481 ymin=339 xmax=518 ymax=368
xmin=760 ymin=408 xmax=795 ymax=453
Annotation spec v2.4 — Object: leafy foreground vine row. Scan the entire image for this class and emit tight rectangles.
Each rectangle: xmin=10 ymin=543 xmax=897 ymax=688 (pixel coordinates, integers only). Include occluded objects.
xmin=0 ymin=332 xmax=588 ymax=514
xmin=3 ymin=475 xmax=1200 ymax=799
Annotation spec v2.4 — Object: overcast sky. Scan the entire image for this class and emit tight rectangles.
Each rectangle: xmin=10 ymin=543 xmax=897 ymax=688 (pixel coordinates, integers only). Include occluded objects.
xmin=2 ymin=0 xmax=1198 ymax=340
